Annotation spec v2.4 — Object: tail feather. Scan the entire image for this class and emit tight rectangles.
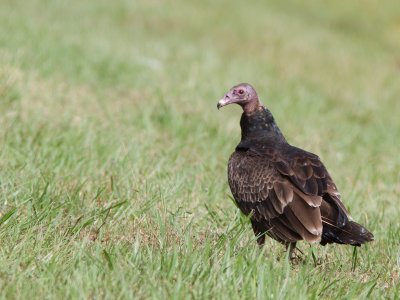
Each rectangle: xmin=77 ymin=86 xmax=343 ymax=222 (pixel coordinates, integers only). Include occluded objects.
xmin=321 ymin=220 xmax=374 ymax=246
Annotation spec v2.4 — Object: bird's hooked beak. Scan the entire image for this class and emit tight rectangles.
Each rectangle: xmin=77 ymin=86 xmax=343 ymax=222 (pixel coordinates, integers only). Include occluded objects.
xmin=217 ymin=94 xmax=233 ymax=110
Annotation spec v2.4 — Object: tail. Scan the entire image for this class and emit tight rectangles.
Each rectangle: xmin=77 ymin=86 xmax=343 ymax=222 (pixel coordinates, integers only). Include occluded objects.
xmin=321 ymin=221 xmax=374 ymax=246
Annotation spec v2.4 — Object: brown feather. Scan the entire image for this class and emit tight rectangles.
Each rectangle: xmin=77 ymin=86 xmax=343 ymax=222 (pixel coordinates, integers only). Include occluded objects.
xmin=292 ymin=159 xmax=313 ymax=180
xmin=284 ymin=207 xmax=322 ymax=242
xmin=288 ymin=193 xmax=323 ymax=236
xmin=270 ymin=216 xmax=301 ymax=243
xmin=273 ymin=182 xmax=294 ymax=206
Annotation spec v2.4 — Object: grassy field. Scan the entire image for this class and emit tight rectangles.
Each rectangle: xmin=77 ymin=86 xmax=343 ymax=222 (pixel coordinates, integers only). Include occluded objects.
xmin=1 ymin=0 xmax=400 ymax=298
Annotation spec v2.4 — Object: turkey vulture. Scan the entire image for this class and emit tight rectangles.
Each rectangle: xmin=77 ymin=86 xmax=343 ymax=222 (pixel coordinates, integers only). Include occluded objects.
xmin=217 ymin=83 xmax=373 ymax=258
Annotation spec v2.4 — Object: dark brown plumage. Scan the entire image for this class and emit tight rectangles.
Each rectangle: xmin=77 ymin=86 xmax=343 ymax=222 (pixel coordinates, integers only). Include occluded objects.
xmin=218 ymin=83 xmax=373 ymax=257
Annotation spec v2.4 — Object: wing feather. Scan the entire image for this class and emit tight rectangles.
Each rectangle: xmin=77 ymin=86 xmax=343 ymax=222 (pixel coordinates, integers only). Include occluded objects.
xmin=228 ymin=149 xmax=324 ymax=243
xmin=284 ymin=207 xmax=321 ymax=242
xmin=288 ymin=193 xmax=323 ymax=236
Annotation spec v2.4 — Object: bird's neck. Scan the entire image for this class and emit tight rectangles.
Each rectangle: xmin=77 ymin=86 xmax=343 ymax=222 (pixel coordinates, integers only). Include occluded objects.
xmin=239 ymin=106 xmax=287 ymax=145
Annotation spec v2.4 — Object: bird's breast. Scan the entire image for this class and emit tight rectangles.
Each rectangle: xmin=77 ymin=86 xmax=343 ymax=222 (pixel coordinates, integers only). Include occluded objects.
xmin=227 ymin=151 xmax=275 ymax=203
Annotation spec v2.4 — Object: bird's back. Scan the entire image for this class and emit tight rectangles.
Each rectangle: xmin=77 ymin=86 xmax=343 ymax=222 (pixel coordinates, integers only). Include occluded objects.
xmin=228 ymin=141 xmax=373 ymax=246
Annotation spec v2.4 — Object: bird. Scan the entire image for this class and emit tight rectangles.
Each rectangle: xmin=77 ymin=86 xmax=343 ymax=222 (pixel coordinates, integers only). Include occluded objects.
xmin=217 ymin=83 xmax=373 ymax=259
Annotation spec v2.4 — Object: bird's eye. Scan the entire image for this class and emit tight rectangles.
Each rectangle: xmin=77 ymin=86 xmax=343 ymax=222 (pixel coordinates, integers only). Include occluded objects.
xmin=239 ymin=89 xmax=244 ymax=95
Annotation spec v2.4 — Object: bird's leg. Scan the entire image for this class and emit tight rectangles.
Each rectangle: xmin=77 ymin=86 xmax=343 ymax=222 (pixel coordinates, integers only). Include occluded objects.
xmin=251 ymin=220 xmax=266 ymax=246
xmin=309 ymin=244 xmax=318 ymax=267
xmin=256 ymin=233 xmax=266 ymax=246
xmin=286 ymin=242 xmax=297 ymax=261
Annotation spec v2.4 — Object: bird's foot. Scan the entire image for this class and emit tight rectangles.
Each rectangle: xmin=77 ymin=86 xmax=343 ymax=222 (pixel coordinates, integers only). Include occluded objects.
xmin=286 ymin=242 xmax=304 ymax=264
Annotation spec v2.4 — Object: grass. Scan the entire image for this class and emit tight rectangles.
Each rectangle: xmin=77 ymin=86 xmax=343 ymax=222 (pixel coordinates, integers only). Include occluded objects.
xmin=1 ymin=0 xmax=400 ymax=298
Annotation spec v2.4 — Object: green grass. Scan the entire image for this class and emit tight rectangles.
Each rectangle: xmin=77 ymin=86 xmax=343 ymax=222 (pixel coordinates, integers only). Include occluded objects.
xmin=1 ymin=0 xmax=400 ymax=298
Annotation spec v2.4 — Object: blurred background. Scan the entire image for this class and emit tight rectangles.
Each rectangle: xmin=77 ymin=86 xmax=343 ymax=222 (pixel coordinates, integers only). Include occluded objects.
xmin=0 ymin=0 xmax=399 ymax=298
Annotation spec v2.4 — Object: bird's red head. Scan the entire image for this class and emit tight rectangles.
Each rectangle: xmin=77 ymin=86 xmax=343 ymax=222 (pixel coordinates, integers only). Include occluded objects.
xmin=217 ymin=83 xmax=260 ymax=113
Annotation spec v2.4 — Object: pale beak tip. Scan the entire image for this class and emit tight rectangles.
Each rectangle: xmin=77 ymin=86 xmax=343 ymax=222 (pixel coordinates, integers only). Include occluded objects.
xmin=217 ymin=98 xmax=226 ymax=110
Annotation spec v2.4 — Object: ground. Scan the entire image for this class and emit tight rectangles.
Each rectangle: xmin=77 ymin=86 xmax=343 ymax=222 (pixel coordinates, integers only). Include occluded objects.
xmin=0 ymin=0 xmax=399 ymax=299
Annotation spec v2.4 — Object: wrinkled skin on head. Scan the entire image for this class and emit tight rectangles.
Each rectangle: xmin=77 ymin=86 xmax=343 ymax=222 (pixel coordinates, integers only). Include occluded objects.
xmin=217 ymin=83 xmax=260 ymax=113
